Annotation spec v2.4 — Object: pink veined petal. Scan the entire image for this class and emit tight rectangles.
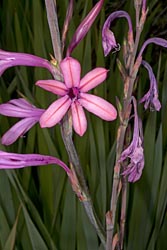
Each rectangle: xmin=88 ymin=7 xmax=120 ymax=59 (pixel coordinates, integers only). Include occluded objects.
xmin=40 ymin=96 xmax=71 ymax=128
xmin=60 ymin=57 xmax=81 ymax=88
xmin=36 ymin=80 xmax=68 ymax=96
xmin=1 ymin=117 xmax=38 ymax=145
xmin=71 ymin=101 xmax=87 ymax=136
xmin=79 ymin=93 xmax=117 ymax=121
xmin=79 ymin=68 xmax=108 ymax=92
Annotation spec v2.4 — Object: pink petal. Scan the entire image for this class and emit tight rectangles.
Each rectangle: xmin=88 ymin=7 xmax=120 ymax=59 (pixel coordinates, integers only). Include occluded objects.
xmin=79 ymin=93 xmax=117 ymax=121
xmin=71 ymin=101 xmax=87 ymax=136
xmin=36 ymin=80 xmax=68 ymax=96
xmin=1 ymin=117 xmax=38 ymax=145
xmin=79 ymin=68 xmax=108 ymax=92
xmin=60 ymin=57 xmax=81 ymax=88
xmin=40 ymin=96 xmax=71 ymax=128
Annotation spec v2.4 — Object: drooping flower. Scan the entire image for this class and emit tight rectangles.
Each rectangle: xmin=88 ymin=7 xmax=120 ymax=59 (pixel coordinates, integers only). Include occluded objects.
xmin=66 ymin=0 xmax=104 ymax=56
xmin=0 ymin=98 xmax=44 ymax=145
xmin=36 ymin=57 xmax=117 ymax=136
xmin=0 ymin=49 xmax=55 ymax=76
xmin=0 ymin=150 xmax=70 ymax=174
xmin=138 ymin=38 xmax=167 ymax=58
xmin=119 ymin=97 xmax=144 ymax=182
xmin=140 ymin=60 xmax=161 ymax=111
xmin=102 ymin=11 xmax=134 ymax=56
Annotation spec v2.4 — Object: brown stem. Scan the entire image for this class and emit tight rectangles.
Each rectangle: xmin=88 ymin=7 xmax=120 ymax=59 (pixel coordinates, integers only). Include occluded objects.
xmin=120 ymin=176 xmax=127 ymax=250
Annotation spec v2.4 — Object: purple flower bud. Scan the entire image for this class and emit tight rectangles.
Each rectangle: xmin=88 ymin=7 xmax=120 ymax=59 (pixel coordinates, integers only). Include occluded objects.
xmin=102 ymin=11 xmax=133 ymax=56
xmin=0 ymin=150 xmax=71 ymax=174
xmin=140 ymin=60 xmax=161 ymax=111
xmin=66 ymin=0 xmax=104 ymax=56
xmin=119 ymin=97 xmax=144 ymax=182
xmin=0 ymin=50 xmax=54 ymax=76
xmin=0 ymin=98 xmax=44 ymax=145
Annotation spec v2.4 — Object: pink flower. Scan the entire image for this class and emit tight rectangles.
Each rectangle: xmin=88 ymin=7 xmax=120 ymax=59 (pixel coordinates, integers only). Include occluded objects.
xmin=36 ymin=57 xmax=117 ymax=136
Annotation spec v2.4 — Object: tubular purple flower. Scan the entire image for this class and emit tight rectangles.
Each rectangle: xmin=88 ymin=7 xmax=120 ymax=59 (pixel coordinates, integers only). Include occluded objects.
xmin=0 ymin=98 xmax=44 ymax=145
xmin=138 ymin=38 xmax=167 ymax=58
xmin=66 ymin=0 xmax=104 ymax=56
xmin=119 ymin=97 xmax=144 ymax=182
xmin=36 ymin=56 xmax=117 ymax=136
xmin=0 ymin=50 xmax=54 ymax=76
xmin=0 ymin=150 xmax=71 ymax=174
xmin=140 ymin=60 xmax=161 ymax=111
xmin=102 ymin=11 xmax=134 ymax=56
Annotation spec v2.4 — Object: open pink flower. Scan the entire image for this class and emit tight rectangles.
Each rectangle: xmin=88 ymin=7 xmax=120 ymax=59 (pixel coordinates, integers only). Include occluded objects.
xmin=36 ymin=57 xmax=117 ymax=136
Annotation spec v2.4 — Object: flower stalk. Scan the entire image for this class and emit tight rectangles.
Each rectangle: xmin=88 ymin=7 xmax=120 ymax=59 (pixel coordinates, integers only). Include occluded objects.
xmin=45 ymin=0 xmax=106 ymax=246
xmin=104 ymin=2 xmax=148 ymax=248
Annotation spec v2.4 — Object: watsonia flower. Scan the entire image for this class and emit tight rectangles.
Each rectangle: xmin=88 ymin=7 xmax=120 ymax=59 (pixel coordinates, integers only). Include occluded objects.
xmin=102 ymin=11 xmax=134 ymax=56
xmin=140 ymin=60 xmax=161 ymax=111
xmin=0 ymin=98 xmax=44 ymax=145
xmin=119 ymin=97 xmax=144 ymax=182
xmin=36 ymin=56 xmax=117 ymax=136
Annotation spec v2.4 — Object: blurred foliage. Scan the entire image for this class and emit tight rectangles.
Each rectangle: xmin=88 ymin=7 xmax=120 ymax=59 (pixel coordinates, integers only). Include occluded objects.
xmin=0 ymin=0 xmax=167 ymax=249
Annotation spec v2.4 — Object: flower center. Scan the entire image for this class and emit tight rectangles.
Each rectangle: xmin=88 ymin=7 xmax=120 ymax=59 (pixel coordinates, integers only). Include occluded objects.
xmin=68 ymin=87 xmax=80 ymax=100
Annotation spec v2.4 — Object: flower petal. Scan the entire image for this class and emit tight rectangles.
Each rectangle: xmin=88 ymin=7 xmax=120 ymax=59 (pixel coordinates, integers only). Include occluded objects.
xmin=1 ymin=117 xmax=38 ymax=145
xmin=79 ymin=93 xmax=117 ymax=121
xmin=36 ymin=80 xmax=68 ymax=96
xmin=79 ymin=68 xmax=108 ymax=92
xmin=0 ymin=99 xmax=44 ymax=118
xmin=60 ymin=57 xmax=81 ymax=88
xmin=71 ymin=101 xmax=87 ymax=136
xmin=40 ymin=96 xmax=71 ymax=128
